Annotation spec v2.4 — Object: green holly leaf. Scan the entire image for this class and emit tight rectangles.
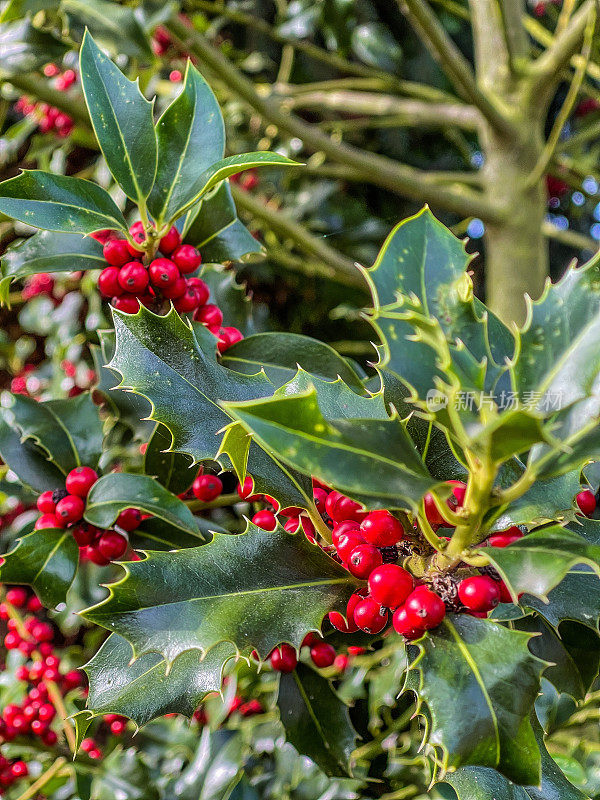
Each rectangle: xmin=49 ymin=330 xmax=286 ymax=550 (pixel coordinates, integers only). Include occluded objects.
xmin=443 ymin=719 xmax=588 ymax=799
xmin=0 ymin=418 xmax=65 ymax=493
xmin=221 ymin=332 xmax=365 ymax=392
xmin=147 ymin=62 xmax=225 ymax=225
xmin=0 ymin=19 xmax=68 ymax=74
xmin=83 ymin=522 xmax=357 ymax=663
xmin=0 ymin=231 xmax=104 ymax=305
xmin=0 ymin=171 xmax=127 ymax=235
xmin=277 ymin=663 xmax=358 ymax=778
xmin=61 ymin=0 xmax=153 ymax=60
xmin=521 ymin=571 xmax=600 ymax=632
xmin=183 ymin=181 xmax=262 ymax=263
xmin=4 ymin=392 xmax=104 ymax=475
xmin=483 ymin=528 xmax=600 ymax=602
xmin=0 ymin=528 xmax=78 ymax=608
xmin=80 ymin=32 xmax=156 ymax=204
xmin=405 ymin=615 xmax=546 ymax=785
xmin=163 ymin=728 xmax=244 ymax=800
xmin=144 ymin=423 xmax=197 ymax=495
xmin=85 ymin=473 xmax=201 ymax=538
xmin=133 ymin=516 xmax=223 ymax=552
xmin=80 ymin=634 xmax=235 ymax=726
xmin=225 ymin=376 xmax=435 ymax=511
xmin=169 ymin=152 xmax=300 ymax=223
xmin=199 ymin=267 xmax=262 ymax=337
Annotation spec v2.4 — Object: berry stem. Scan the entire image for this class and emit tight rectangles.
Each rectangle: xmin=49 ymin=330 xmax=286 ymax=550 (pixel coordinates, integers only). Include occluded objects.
xmin=427 ymin=490 xmax=464 ymax=527
xmin=185 ymin=492 xmax=244 ymax=511
xmin=416 ymin=503 xmax=446 ymax=552
xmin=45 ymin=680 xmax=77 ymax=754
xmin=13 ymin=756 xmax=67 ymax=800
xmin=305 ymin=500 xmax=333 ymax=544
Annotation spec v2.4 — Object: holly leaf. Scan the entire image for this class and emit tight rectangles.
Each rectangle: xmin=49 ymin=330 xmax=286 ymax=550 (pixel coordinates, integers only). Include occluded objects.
xmin=199 ymin=267 xmax=262 ymax=337
xmin=277 ymin=663 xmax=358 ymax=778
xmin=443 ymin=719 xmax=588 ymax=799
xmin=61 ymin=0 xmax=153 ymax=60
xmin=82 ymin=522 xmax=357 ymax=663
xmin=144 ymin=423 xmax=197 ymax=495
xmin=221 ymin=332 xmax=365 ymax=392
xmin=80 ymin=634 xmax=235 ymax=726
xmin=85 ymin=473 xmax=201 ymax=538
xmin=80 ymin=31 xmax=157 ymax=203
xmin=0 ymin=418 xmax=65 ymax=493
xmin=0 ymin=231 xmax=104 ymax=305
xmin=0 ymin=528 xmax=78 ymax=608
xmin=0 ymin=18 xmax=68 ymax=74
xmin=0 ymin=171 xmax=128 ymax=235
xmin=4 ymin=392 xmax=104 ymax=475
xmin=225 ymin=377 xmax=435 ymax=511
xmin=405 ymin=614 xmax=546 ymax=785
xmin=133 ymin=516 xmax=222 ymax=552
xmin=483 ymin=527 xmax=600 ymax=602
xmin=183 ymin=181 xmax=262 ymax=263
xmin=520 ymin=571 xmax=600 ymax=632
xmin=148 ymin=62 xmax=225 ymax=226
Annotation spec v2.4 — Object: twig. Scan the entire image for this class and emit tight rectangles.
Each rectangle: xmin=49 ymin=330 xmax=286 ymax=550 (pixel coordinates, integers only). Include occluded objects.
xmin=531 ymin=0 xmax=597 ymax=88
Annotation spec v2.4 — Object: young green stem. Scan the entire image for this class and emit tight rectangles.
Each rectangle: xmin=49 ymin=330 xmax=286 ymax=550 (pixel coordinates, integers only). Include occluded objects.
xmin=13 ymin=757 xmax=68 ymax=800
xmin=444 ymin=457 xmax=497 ymax=564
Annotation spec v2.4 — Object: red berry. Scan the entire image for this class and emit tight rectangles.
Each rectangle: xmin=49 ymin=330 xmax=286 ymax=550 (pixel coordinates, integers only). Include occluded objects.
xmin=149 ymin=258 xmax=180 ymax=289
xmin=313 ymin=488 xmax=328 ymax=514
xmin=423 ymin=493 xmax=448 ymax=526
xmin=159 ymin=226 xmax=181 ymax=255
xmin=110 ymin=719 xmax=126 ymax=735
xmin=11 ymin=761 xmax=28 ymax=779
xmin=172 ymin=244 xmax=201 ymax=273
xmin=404 ymin=587 xmax=446 ymax=630
xmin=335 ymin=530 xmax=365 ymax=562
xmin=332 ymin=520 xmax=360 ymax=545
xmin=36 ymin=491 xmax=56 ymax=513
xmin=81 ymin=738 xmax=95 ymax=753
xmin=192 ymin=474 xmax=223 ymax=502
xmin=88 ymin=748 xmax=102 ymax=760
xmin=326 ymin=490 xmax=363 ymax=522
xmin=458 ymin=575 xmax=501 ymax=612
xmin=97 ymin=531 xmax=128 ymax=560
xmin=161 ymin=276 xmax=187 ymax=299
xmin=301 ymin=632 xmax=319 ymax=648
xmin=115 ymin=507 xmax=142 ymax=531
xmin=66 ymin=466 xmax=98 ymax=497
xmin=347 ymin=544 xmax=382 ymax=579
xmin=35 ymin=513 xmax=64 ymax=530
xmin=126 ymin=221 xmax=145 ymax=256
xmin=576 ymin=489 xmax=596 ymax=516
xmin=270 ymin=643 xmax=297 ymax=672
xmin=252 ymin=510 xmax=277 ymax=531
xmin=449 ymin=480 xmax=467 ymax=507
xmin=186 ymin=277 xmax=210 ymax=306
xmin=392 ymin=606 xmax=424 ymax=640
xmin=310 ymin=641 xmax=336 ymax=668
xmin=118 ymin=262 xmax=149 ymax=294
xmin=360 ymin=510 xmax=404 ymax=546
xmin=37 ymin=703 xmax=55 ymax=722
xmin=195 ymin=303 xmax=223 ymax=328
xmin=27 ymin=595 xmax=43 ymax=612
xmin=328 ymin=591 xmax=364 ymax=633
xmin=112 ymin=294 xmax=140 ymax=313
xmin=71 ymin=522 xmax=97 ymax=547
xmin=98 ymin=267 xmax=123 ymax=298
xmin=368 ymin=564 xmax=414 ymax=609
xmin=487 ymin=526 xmax=524 ymax=548
xmin=237 ymin=476 xmax=259 ymax=501
xmin=103 ymin=239 xmax=130 ymax=267
xmin=6 ymin=588 xmax=27 ymax=607
xmin=174 ymin=286 xmax=201 ymax=313
xmin=85 ymin=546 xmax=111 ymax=566
xmin=55 ymin=494 xmax=85 ymax=524
xmin=217 ymin=326 xmax=244 ymax=353
xmin=497 ymin=580 xmax=513 ymax=603
xmin=353 ymin=597 xmax=388 ymax=634
xmin=42 ymin=729 xmax=58 ymax=745
xmin=283 ymin=515 xmax=315 ymax=537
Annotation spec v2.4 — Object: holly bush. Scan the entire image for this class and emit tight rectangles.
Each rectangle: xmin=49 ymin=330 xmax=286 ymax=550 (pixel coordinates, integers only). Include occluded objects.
xmin=0 ymin=29 xmax=599 ymax=800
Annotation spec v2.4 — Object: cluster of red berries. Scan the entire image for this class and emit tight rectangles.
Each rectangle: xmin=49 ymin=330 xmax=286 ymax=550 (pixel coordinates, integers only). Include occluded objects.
xmin=22 ymin=272 xmax=55 ymax=300
xmin=267 ymin=637 xmax=365 ymax=674
xmin=96 ymin=222 xmax=243 ymax=352
xmin=0 ymin=754 xmax=28 ymax=794
xmin=79 ymin=713 xmax=129 ymax=759
xmin=15 ymin=65 xmax=76 ymax=137
xmin=34 ymin=466 xmax=141 ymax=565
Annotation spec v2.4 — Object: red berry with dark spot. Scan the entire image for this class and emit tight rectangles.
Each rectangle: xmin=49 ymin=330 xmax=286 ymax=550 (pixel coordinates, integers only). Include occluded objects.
xmin=252 ymin=509 xmax=277 ymax=531
xmin=149 ymin=258 xmax=180 ymax=289
xmin=98 ymin=267 xmax=123 ymax=298
xmin=217 ymin=326 xmax=244 ymax=353
xmin=392 ymin=606 xmax=424 ymax=640
xmin=126 ymin=222 xmax=145 ymax=256
xmin=118 ymin=262 xmax=149 ymax=294
xmin=159 ymin=226 xmax=181 ymax=254
xmin=458 ymin=575 xmax=501 ymax=612
xmin=368 ymin=564 xmax=414 ymax=609
xmin=404 ymin=587 xmax=446 ymax=630
xmin=55 ymin=494 xmax=85 ymax=524
xmin=310 ymin=641 xmax=336 ymax=668
xmin=361 ymin=510 xmax=404 ymax=546
xmin=192 ymin=474 xmax=223 ymax=502
xmin=186 ymin=277 xmax=210 ymax=306
xmin=97 ymin=531 xmax=128 ymax=560
xmin=115 ymin=507 xmax=142 ymax=531
xmin=194 ymin=303 xmax=223 ymax=328
xmin=313 ymin=488 xmax=328 ymax=514
xmin=270 ymin=643 xmax=297 ymax=672
xmin=161 ymin=276 xmax=187 ymax=299
xmin=576 ymin=489 xmax=596 ymax=516
xmin=103 ymin=239 xmax=130 ymax=267
xmin=66 ymin=466 xmax=98 ymax=497
xmin=174 ymin=287 xmax=201 ymax=313
xmin=353 ymin=596 xmax=388 ymax=633
xmin=335 ymin=530 xmax=365 ymax=562
xmin=36 ymin=491 xmax=56 ymax=513
xmin=172 ymin=244 xmax=202 ymax=273
xmin=488 ymin=526 xmax=524 ymax=548
xmin=348 ymin=544 xmax=382 ymax=579
xmin=449 ymin=480 xmax=467 ymax=507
